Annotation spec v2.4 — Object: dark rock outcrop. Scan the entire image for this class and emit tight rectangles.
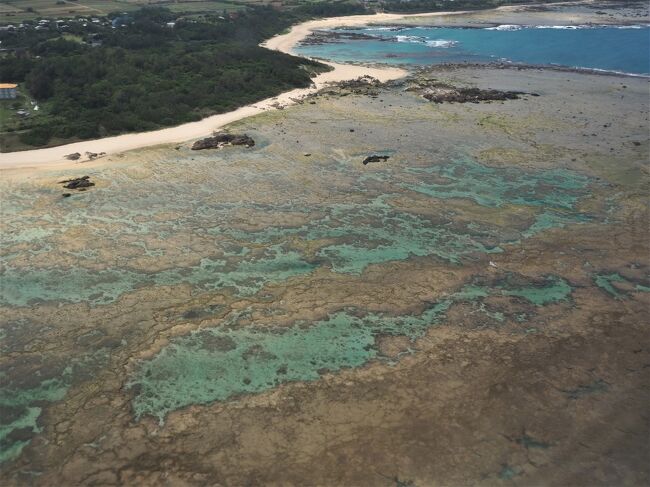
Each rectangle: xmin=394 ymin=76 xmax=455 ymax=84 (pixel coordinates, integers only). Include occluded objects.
xmin=191 ymin=133 xmax=255 ymax=150
xmin=85 ymin=151 xmax=105 ymax=160
xmin=406 ymin=78 xmax=532 ymax=104
xmin=59 ymin=175 xmax=95 ymax=190
xmin=65 ymin=152 xmax=81 ymax=161
xmin=363 ymin=155 xmax=390 ymax=165
xmin=423 ymin=87 xmax=525 ymax=104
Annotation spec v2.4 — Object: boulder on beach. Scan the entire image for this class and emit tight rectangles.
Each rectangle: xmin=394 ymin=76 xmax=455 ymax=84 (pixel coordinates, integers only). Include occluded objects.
xmin=85 ymin=151 xmax=105 ymax=160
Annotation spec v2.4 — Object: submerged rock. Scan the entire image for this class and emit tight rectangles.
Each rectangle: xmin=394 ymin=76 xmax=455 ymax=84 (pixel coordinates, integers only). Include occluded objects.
xmin=191 ymin=133 xmax=255 ymax=150
xmin=363 ymin=155 xmax=390 ymax=165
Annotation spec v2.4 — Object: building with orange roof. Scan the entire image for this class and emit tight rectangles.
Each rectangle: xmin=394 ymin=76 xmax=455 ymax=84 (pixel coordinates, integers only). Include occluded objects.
xmin=0 ymin=83 xmax=18 ymax=99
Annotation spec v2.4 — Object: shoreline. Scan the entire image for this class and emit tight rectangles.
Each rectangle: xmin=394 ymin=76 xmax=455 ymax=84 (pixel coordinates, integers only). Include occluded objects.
xmin=1 ymin=2 xmax=643 ymax=169
xmin=0 ymin=60 xmax=406 ymax=169
xmin=0 ymin=7 xmax=522 ymax=170
xmin=413 ymin=61 xmax=650 ymax=79
xmin=3 ymin=11 xmax=452 ymax=169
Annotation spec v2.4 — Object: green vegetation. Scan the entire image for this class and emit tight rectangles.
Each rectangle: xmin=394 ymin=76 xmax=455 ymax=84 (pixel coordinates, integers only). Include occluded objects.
xmin=0 ymin=5 xmax=350 ymax=150
xmin=0 ymin=0 xmax=365 ymax=28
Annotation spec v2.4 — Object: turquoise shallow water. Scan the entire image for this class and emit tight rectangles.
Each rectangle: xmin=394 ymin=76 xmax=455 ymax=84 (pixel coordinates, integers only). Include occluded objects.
xmin=296 ymin=25 xmax=650 ymax=75
xmin=129 ymin=275 xmax=573 ymax=422
xmin=0 ymin=157 xmax=592 ymax=306
xmin=0 ymin=153 xmax=598 ymax=451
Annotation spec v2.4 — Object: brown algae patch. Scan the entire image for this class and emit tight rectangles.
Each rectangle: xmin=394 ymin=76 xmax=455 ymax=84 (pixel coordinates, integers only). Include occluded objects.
xmin=129 ymin=274 xmax=573 ymax=422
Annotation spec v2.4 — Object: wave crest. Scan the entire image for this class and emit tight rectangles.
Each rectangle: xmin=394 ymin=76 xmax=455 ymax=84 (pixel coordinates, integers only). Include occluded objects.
xmin=426 ymin=39 xmax=458 ymax=48
xmin=394 ymin=35 xmax=457 ymax=48
xmin=485 ymin=24 xmax=522 ymax=31
xmin=485 ymin=23 xmax=650 ymax=30
xmin=395 ymin=35 xmax=427 ymax=43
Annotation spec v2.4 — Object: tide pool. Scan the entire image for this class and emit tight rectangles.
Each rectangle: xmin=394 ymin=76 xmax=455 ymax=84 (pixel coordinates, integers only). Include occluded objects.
xmin=296 ymin=25 xmax=650 ymax=75
xmin=129 ymin=275 xmax=573 ymax=422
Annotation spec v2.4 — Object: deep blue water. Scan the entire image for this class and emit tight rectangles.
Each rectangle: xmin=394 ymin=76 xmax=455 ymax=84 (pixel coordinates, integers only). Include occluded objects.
xmin=295 ymin=25 xmax=650 ymax=75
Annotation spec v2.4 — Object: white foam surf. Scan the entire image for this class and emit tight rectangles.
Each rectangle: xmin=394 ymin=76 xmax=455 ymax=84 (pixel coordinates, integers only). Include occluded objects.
xmin=485 ymin=24 xmax=650 ymax=31
xmin=393 ymin=35 xmax=457 ymax=48
xmin=485 ymin=24 xmax=522 ymax=31
xmin=425 ymin=39 xmax=458 ymax=48
xmin=395 ymin=35 xmax=428 ymax=43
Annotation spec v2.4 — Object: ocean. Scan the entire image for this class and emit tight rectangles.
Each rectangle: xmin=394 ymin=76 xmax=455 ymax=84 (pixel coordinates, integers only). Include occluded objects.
xmin=295 ymin=24 xmax=650 ymax=75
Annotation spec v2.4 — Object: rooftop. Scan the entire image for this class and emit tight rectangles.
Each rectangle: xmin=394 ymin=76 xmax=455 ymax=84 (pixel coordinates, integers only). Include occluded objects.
xmin=0 ymin=83 xmax=18 ymax=89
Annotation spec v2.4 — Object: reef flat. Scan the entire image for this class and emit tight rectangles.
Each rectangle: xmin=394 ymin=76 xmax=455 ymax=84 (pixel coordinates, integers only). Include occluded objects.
xmin=1 ymin=65 xmax=649 ymax=485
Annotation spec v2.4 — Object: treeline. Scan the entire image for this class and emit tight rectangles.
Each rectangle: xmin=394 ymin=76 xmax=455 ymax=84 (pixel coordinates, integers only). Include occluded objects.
xmin=1 ymin=4 xmax=355 ymax=149
xmin=14 ymin=44 xmax=324 ymax=145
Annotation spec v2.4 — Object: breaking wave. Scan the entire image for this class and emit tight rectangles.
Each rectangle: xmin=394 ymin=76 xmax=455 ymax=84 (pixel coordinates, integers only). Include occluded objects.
xmin=395 ymin=35 xmax=428 ymax=43
xmin=485 ymin=23 xmax=650 ymax=30
xmin=426 ymin=39 xmax=458 ymax=48
xmin=485 ymin=24 xmax=522 ymax=31
xmin=394 ymin=35 xmax=457 ymax=48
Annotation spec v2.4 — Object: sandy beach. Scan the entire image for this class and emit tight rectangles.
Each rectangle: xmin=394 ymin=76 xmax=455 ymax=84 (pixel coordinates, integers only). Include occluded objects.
xmin=262 ymin=9 xmax=478 ymax=54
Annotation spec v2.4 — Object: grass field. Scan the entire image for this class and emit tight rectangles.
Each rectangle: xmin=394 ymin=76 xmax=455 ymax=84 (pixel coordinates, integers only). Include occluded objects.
xmin=0 ymin=0 xmax=249 ymax=23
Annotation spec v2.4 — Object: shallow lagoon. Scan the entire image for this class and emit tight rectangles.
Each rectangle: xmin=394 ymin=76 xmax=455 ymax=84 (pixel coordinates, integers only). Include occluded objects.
xmin=130 ymin=274 xmax=574 ymax=422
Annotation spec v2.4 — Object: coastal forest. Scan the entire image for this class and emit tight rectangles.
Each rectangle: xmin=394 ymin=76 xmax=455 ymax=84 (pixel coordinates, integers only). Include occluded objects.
xmin=0 ymin=0 xmax=549 ymax=150
xmin=0 ymin=5 xmax=341 ymax=150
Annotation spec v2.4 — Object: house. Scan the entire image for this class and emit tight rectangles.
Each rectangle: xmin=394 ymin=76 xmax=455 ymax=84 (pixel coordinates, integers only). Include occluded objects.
xmin=0 ymin=83 xmax=18 ymax=99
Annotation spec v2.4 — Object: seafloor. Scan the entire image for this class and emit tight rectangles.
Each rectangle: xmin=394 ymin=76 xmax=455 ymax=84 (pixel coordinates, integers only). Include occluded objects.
xmin=1 ymin=66 xmax=649 ymax=485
